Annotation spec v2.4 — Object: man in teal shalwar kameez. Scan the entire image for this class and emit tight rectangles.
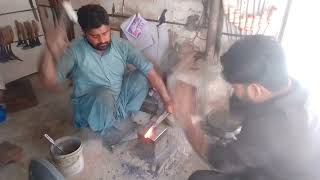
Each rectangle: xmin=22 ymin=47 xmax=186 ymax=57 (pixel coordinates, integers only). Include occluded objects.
xmin=39 ymin=5 xmax=173 ymax=144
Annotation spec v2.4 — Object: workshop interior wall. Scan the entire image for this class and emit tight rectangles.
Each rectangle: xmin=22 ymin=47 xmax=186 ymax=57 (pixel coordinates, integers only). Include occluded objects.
xmin=0 ymin=0 xmax=206 ymax=84
xmin=0 ymin=0 xmax=45 ymax=83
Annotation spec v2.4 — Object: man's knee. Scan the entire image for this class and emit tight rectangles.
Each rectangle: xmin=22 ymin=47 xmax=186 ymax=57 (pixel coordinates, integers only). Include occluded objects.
xmin=93 ymin=88 xmax=116 ymax=107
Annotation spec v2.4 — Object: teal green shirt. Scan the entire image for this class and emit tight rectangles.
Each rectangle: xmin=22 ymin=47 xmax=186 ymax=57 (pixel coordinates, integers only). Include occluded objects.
xmin=56 ymin=36 xmax=153 ymax=99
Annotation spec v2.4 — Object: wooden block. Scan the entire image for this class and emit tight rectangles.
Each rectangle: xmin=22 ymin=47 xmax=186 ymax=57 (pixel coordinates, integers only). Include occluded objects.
xmin=0 ymin=141 xmax=23 ymax=166
xmin=4 ymin=78 xmax=38 ymax=113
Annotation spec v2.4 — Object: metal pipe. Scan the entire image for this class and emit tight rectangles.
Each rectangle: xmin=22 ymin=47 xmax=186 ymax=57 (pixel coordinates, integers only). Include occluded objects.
xmin=37 ymin=4 xmax=194 ymax=27
xmin=205 ymin=0 xmax=222 ymax=61
xmin=0 ymin=8 xmax=37 ymax=17
xmin=278 ymin=0 xmax=292 ymax=42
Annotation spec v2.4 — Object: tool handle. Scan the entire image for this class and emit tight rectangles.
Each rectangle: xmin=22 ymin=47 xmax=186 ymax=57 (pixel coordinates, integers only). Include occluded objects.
xmin=44 ymin=134 xmax=55 ymax=145
xmin=154 ymin=112 xmax=170 ymax=126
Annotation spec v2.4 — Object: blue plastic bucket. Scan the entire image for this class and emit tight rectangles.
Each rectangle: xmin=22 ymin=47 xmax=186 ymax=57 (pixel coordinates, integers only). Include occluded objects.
xmin=0 ymin=106 xmax=7 ymax=123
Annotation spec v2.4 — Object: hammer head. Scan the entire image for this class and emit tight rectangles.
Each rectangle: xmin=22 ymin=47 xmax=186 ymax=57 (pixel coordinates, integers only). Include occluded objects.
xmin=62 ymin=1 xmax=78 ymax=24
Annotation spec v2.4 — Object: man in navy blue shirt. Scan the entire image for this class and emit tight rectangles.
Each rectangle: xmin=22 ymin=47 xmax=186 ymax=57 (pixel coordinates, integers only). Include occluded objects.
xmin=174 ymin=35 xmax=320 ymax=180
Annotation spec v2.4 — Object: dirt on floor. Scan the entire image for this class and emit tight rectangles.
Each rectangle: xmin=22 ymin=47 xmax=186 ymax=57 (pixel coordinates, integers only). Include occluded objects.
xmin=0 ymin=75 xmax=209 ymax=180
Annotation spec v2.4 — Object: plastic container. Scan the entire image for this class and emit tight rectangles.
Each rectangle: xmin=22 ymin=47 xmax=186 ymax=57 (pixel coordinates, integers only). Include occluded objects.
xmin=0 ymin=105 xmax=7 ymax=123
xmin=50 ymin=136 xmax=84 ymax=177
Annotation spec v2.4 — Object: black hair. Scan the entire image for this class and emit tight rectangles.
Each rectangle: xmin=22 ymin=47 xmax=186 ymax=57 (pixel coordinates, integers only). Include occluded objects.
xmin=77 ymin=4 xmax=109 ymax=32
xmin=221 ymin=35 xmax=289 ymax=92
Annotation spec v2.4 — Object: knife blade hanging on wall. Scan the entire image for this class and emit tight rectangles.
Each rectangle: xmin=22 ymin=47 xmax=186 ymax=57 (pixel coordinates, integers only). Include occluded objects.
xmin=28 ymin=0 xmax=39 ymax=21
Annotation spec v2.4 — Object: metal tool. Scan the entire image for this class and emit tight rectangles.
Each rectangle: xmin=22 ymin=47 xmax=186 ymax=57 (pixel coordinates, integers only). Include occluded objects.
xmin=24 ymin=21 xmax=36 ymax=48
xmin=20 ymin=22 xmax=31 ymax=49
xmin=0 ymin=26 xmax=22 ymax=62
xmin=43 ymin=134 xmax=66 ymax=154
xmin=32 ymin=20 xmax=42 ymax=46
xmin=153 ymin=111 xmax=170 ymax=127
xmin=29 ymin=0 xmax=39 ymax=21
xmin=62 ymin=1 xmax=78 ymax=24
xmin=48 ymin=0 xmax=59 ymax=27
xmin=112 ymin=3 xmax=116 ymax=14
xmin=15 ymin=20 xmax=24 ymax=47
xmin=122 ymin=0 xmax=125 ymax=15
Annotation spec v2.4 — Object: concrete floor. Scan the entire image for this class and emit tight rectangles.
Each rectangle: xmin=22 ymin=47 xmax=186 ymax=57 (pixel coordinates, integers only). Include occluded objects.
xmin=0 ymin=74 xmax=209 ymax=180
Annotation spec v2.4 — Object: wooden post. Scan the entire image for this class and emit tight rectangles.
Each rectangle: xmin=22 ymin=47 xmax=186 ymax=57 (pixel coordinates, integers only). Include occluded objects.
xmin=206 ymin=0 xmax=222 ymax=63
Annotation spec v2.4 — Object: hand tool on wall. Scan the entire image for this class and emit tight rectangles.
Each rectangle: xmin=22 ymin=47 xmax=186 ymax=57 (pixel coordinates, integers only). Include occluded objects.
xmin=14 ymin=20 xmax=24 ymax=47
xmin=157 ymin=9 xmax=167 ymax=27
xmin=6 ymin=26 xmax=22 ymax=61
xmin=122 ymin=0 xmax=125 ymax=15
xmin=112 ymin=3 xmax=116 ymax=14
xmin=20 ymin=22 xmax=31 ymax=49
xmin=48 ymin=0 xmax=60 ymax=27
xmin=0 ymin=26 xmax=22 ymax=62
xmin=24 ymin=21 xmax=35 ymax=48
xmin=0 ymin=28 xmax=10 ymax=62
xmin=32 ymin=20 xmax=42 ymax=46
xmin=27 ymin=21 xmax=38 ymax=47
xmin=28 ymin=0 xmax=39 ymax=21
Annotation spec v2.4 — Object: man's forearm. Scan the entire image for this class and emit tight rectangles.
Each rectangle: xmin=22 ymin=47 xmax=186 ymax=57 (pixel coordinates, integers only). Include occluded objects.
xmin=147 ymin=68 xmax=172 ymax=104
xmin=182 ymin=116 xmax=209 ymax=160
xmin=38 ymin=47 xmax=62 ymax=91
xmin=174 ymin=81 xmax=209 ymax=160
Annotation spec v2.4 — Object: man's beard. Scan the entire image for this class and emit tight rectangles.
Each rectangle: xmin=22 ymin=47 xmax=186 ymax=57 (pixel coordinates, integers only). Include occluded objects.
xmin=94 ymin=42 xmax=110 ymax=51
xmin=86 ymin=38 xmax=110 ymax=51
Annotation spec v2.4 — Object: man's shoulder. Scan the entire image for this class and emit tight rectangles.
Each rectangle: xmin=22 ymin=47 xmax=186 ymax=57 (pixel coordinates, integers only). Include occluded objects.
xmin=69 ymin=37 xmax=86 ymax=51
xmin=111 ymin=37 xmax=129 ymax=48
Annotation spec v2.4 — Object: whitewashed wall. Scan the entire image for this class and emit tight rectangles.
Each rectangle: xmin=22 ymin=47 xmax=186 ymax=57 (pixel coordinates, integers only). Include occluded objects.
xmin=0 ymin=0 xmax=45 ymax=83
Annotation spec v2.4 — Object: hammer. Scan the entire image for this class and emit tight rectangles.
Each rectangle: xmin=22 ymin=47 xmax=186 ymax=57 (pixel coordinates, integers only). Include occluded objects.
xmin=61 ymin=1 xmax=78 ymax=24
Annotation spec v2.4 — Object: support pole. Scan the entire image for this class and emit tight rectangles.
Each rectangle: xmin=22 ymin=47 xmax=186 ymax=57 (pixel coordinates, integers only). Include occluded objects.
xmin=206 ymin=0 xmax=222 ymax=62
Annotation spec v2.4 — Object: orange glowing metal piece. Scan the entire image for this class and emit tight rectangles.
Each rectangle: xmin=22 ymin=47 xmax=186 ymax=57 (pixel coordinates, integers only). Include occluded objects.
xmin=144 ymin=126 xmax=155 ymax=139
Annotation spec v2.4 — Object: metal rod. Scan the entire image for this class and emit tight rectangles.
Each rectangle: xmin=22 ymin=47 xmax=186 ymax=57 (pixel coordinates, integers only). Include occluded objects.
xmin=251 ymin=0 xmax=256 ymax=35
xmin=278 ymin=0 xmax=292 ymax=42
xmin=37 ymin=4 xmax=192 ymax=27
xmin=225 ymin=16 xmax=230 ymax=41
xmin=222 ymin=32 xmax=247 ymax=37
xmin=0 ymin=8 xmax=38 ymax=16
xmin=37 ymin=4 xmax=51 ymax=8
xmin=110 ymin=14 xmax=188 ymax=26
xmin=12 ymin=34 xmax=44 ymax=44
xmin=154 ymin=127 xmax=168 ymax=141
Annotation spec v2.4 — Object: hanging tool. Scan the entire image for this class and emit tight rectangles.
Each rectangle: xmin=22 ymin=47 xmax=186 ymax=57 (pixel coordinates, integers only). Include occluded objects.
xmin=0 ymin=26 xmax=22 ymax=62
xmin=122 ymin=0 xmax=125 ymax=15
xmin=32 ymin=20 xmax=42 ymax=46
xmin=112 ymin=3 xmax=116 ymax=14
xmin=263 ymin=5 xmax=277 ymax=35
xmin=62 ymin=1 xmax=78 ymax=24
xmin=48 ymin=0 xmax=59 ymax=27
xmin=28 ymin=0 xmax=39 ymax=21
xmin=20 ymin=22 xmax=31 ymax=49
xmin=24 ymin=21 xmax=35 ymax=48
xmin=14 ymin=20 xmax=24 ymax=47
xmin=157 ymin=9 xmax=167 ymax=27
xmin=0 ymin=28 xmax=9 ymax=62
xmin=6 ymin=26 xmax=22 ymax=61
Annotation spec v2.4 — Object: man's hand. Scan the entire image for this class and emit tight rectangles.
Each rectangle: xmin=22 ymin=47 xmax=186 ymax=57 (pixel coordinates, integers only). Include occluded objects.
xmin=147 ymin=68 xmax=174 ymax=114
xmin=164 ymin=100 xmax=174 ymax=114
xmin=38 ymin=26 xmax=68 ymax=92
xmin=46 ymin=26 xmax=69 ymax=63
